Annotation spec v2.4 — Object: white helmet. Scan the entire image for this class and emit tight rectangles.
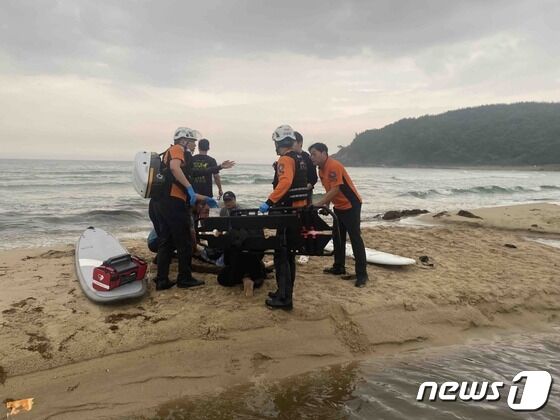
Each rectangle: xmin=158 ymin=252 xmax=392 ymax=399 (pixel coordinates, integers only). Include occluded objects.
xmin=271 ymin=125 xmax=296 ymax=143
xmin=174 ymin=127 xmax=202 ymax=142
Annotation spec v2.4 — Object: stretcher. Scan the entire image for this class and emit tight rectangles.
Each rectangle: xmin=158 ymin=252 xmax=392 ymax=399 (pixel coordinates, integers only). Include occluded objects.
xmin=196 ymin=206 xmax=337 ymax=255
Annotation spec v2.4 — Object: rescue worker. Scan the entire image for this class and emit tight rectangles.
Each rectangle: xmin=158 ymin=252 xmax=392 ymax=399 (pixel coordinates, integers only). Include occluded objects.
xmin=272 ymin=130 xmax=316 ymax=203
xmin=309 ymin=142 xmax=369 ymax=288
xmin=152 ymin=127 xmax=217 ymax=290
xmin=294 ymin=131 xmax=318 ymax=191
xmin=259 ymin=125 xmax=308 ymax=310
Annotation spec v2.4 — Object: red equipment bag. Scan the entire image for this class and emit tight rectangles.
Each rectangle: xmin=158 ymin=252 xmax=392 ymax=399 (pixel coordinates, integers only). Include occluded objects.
xmin=92 ymin=254 xmax=147 ymax=291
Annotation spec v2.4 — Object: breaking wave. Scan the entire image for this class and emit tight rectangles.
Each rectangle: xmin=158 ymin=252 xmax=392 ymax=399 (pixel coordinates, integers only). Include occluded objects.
xmin=221 ymin=176 xmax=272 ymax=185
xmin=402 ymin=185 xmax=560 ymax=199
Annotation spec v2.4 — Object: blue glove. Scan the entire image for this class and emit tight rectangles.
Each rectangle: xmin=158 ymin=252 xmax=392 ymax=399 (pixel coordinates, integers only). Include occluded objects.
xmin=206 ymin=197 xmax=218 ymax=208
xmin=259 ymin=202 xmax=270 ymax=213
xmin=186 ymin=186 xmax=197 ymax=206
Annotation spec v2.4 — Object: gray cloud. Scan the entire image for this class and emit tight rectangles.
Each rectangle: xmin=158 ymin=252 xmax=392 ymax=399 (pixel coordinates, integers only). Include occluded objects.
xmin=1 ymin=0 xmax=559 ymax=161
xmin=2 ymin=0 xmax=557 ymax=86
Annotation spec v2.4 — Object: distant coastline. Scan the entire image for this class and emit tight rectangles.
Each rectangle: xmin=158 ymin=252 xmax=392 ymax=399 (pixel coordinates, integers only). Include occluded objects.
xmin=334 ymin=102 xmax=560 ymax=168
xmin=342 ymin=163 xmax=560 ymax=171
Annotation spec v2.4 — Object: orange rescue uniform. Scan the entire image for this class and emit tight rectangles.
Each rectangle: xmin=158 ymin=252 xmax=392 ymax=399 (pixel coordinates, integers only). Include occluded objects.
xmin=162 ymin=144 xmax=187 ymax=201
xmin=267 ymin=154 xmax=307 ymax=208
xmin=318 ymin=157 xmax=361 ymax=210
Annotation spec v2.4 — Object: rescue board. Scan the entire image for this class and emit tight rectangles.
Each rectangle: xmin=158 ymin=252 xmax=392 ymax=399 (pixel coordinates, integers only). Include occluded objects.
xmin=132 ymin=151 xmax=165 ymax=198
xmin=324 ymin=240 xmax=416 ymax=266
xmin=75 ymin=227 xmax=147 ymax=303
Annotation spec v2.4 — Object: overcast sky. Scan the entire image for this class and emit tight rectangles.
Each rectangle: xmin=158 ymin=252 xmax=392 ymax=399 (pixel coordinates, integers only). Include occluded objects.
xmin=1 ymin=0 xmax=559 ymax=162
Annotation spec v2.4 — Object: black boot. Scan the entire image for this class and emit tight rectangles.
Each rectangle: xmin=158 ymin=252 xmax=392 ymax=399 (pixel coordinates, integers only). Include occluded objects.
xmin=177 ymin=277 xmax=205 ymax=288
xmin=268 ymin=290 xmax=279 ymax=298
xmin=265 ymin=296 xmax=293 ymax=310
xmin=355 ymin=276 xmax=368 ymax=288
xmin=156 ymin=278 xmax=175 ymax=291
xmin=323 ymin=266 xmax=346 ymax=275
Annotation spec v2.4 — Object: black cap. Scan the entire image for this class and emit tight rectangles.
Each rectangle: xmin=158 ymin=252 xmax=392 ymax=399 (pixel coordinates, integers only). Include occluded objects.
xmin=223 ymin=191 xmax=236 ymax=201
xmin=198 ymin=138 xmax=210 ymax=151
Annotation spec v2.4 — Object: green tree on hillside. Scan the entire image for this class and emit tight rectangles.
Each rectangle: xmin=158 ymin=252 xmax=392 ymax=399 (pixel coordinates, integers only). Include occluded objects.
xmin=333 ymin=102 xmax=560 ymax=166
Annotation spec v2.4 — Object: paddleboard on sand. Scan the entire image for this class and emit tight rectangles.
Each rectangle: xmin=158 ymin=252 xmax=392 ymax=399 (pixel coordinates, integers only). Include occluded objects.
xmin=75 ymin=227 xmax=148 ymax=303
xmin=324 ymin=240 xmax=416 ymax=266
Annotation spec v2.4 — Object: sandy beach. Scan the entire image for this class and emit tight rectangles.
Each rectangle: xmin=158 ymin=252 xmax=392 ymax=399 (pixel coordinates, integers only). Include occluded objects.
xmin=1 ymin=203 xmax=560 ymax=418
xmin=418 ymin=202 xmax=560 ymax=234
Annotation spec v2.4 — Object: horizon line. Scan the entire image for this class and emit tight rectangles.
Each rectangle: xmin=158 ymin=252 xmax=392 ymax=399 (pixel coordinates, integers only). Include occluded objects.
xmin=0 ymin=157 xmax=270 ymax=165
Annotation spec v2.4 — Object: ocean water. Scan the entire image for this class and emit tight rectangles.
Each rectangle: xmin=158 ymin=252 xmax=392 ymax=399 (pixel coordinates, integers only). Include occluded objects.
xmin=1 ymin=159 xmax=560 ymax=250
xmin=139 ymin=328 xmax=560 ymax=420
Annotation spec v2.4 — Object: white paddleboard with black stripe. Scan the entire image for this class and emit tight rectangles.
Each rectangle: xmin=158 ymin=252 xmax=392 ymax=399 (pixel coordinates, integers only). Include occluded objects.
xmin=324 ymin=240 xmax=416 ymax=266
xmin=75 ymin=227 xmax=147 ymax=303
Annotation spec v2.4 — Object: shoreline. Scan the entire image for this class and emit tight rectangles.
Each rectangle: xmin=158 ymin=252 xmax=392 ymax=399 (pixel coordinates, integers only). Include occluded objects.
xmin=9 ymin=309 xmax=560 ymax=420
xmin=2 ymin=203 xmax=560 ymax=418
xmin=3 ymin=200 xmax=558 ymax=253
xmin=3 ymin=157 xmax=559 ymax=171
xmin=417 ymin=202 xmax=560 ymax=234
xmin=127 ymin=323 xmax=560 ymax=419
xmin=341 ymin=163 xmax=560 ymax=171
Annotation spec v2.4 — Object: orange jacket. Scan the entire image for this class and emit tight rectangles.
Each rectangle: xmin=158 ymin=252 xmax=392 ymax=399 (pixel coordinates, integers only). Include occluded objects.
xmin=319 ymin=157 xmax=361 ymax=210
xmin=267 ymin=154 xmax=307 ymax=208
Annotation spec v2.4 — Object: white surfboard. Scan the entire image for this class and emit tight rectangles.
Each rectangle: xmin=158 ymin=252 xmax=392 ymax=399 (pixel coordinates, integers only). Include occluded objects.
xmin=132 ymin=151 xmax=166 ymax=198
xmin=324 ymin=240 xmax=416 ymax=266
xmin=75 ymin=227 xmax=147 ymax=303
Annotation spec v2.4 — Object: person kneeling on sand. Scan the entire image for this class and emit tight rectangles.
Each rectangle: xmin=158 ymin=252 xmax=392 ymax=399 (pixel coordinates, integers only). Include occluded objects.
xmin=195 ymin=190 xmax=243 ymax=267
xmin=216 ymin=191 xmax=268 ymax=296
xmin=217 ymin=249 xmax=267 ymax=297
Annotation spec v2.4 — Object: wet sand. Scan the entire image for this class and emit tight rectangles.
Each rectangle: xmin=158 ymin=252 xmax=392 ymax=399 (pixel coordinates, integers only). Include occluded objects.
xmin=418 ymin=202 xmax=560 ymax=234
xmin=1 ymin=203 xmax=560 ymax=418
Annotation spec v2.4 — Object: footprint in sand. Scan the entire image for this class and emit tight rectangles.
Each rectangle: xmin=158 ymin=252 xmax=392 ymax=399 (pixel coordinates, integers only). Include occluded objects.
xmin=66 ymin=383 xmax=80 ymax=392
xmin=39 ymin=249 xmax=75 ymax=259
xmin=2 ymin=308 xmax=17 ymax=315
xmin=104 ymin=312 xmax=151 ymax=324
xmin=11 ymin=297 xmax=36 ymax=308
xmin=225 ymin=358 xmax=241 ymax=374
xmin=251 ymin=352 xmax=275 ymax=372
xmin=25 ymin=332 xmax=53 ymax=360
xmin=0 ymin=365 xmax=6 ymax=384
xmin=58 ymin=328 xmax=85 ymax=352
